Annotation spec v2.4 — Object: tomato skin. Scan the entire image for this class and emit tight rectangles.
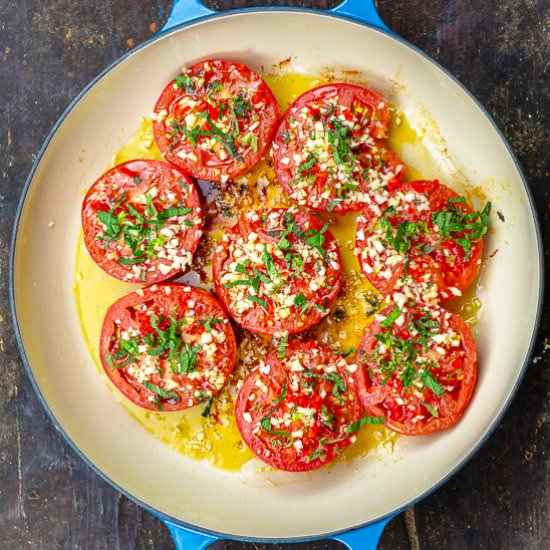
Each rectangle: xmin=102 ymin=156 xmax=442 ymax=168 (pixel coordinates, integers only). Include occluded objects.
xmin=212 ymin=208 xmax=343 ymax=336
xmin=153 ymin=59 xmax=279 ymax=181
xmin=355 ymin=180 xmax=485 ymax=303
xmin=100 ymin=284 xmax=236 ymax=411
xmin=272 ymin=83 xmax=406 ymax=214
xmin=354 ymin=304 xmax=477 ymax=435
xmin=82 ymin=159 xmax=203 ymax=284
xmin=235 ymin=342 xmax=363 ymax=472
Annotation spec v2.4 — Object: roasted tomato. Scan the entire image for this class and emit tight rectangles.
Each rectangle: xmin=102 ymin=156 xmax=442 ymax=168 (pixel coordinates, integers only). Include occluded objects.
xmin=236 ymin=341 xmax=371 ymax=471
xmin=100 ymin=284 xmax=236 ymax=411
xmin=272 ymin=83 xmax=406 ymax=214
xmin=355 ymin=180 xmax=490 ymax=303
xmin=212 ymin=208 xmax=343 ymax=335
xmin=354 ymin=302 xmax=477 ymax=435
xmin=82 ymin=159 xmax=203 ymax=284
xmin=153 ymin=59 xmax=279 ymax=181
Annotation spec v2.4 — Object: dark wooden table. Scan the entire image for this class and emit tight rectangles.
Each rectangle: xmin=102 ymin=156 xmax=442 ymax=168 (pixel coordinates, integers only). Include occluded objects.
xmin=0 ymin=1 xmax=548 ymax=548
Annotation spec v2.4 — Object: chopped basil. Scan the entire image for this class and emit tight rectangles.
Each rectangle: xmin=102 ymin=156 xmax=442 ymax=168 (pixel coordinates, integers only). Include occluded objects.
xmin=297 ymin=153 xmax=316 ymax=173
xmin=97 ymin=209 xmax=121 ymax=241
xmin=158 ymin=206 xmax=193 ymax=220
xmin=277 ymin=336 xmax=288 ymax=359
xmin=380 ymin=306 xmax=402 ymax=328
xmin=104 ymin=354 xmax=115 ymax=370
xmin=273 ymin=384 xmax=287 ymax=404
xmin=278 ymin=235 xmax=292 ymax=251
xmin=178 ymin=112 xmax=239 ymax=159
xmin=419 ymin=368 xmax=445 ymax=397
xmin=143 ymin=381 xmax=180 ymax=402
xmin=247 ymin=294 xmax=268 ymax=308
xmin=303 ymin=225 xmax=328 ymax=257
xmin=335 ymin=347 xmax=356 ymax=357
xmin=175 ymin=74 xmax=195 ymax=93
xmin=432 ymin=200 xmax=491 ymax=260
xmin=198 ymin=317 xmax=222 ymax=333
xmin=321 ymin=102 xmax=336 ymax=116
xmin=327 ymin=117 xmax=354 ymax=166
xmin=259 ymin=416 xmax=294 ymax=447
xmin=307 ymin=448 xmax=327 ymax=462
xmin=391 ymin=220 xmax=427 ymax=254
xmin=242 ymin=132 xmax=258 ymax=153
xmin=294 ymin=293 xmax=309 ymax=315
xmin=422 ymin=401 xmax=439 ymax=417
xmin=206 ymin=80 xmax=222 ymax=106
xmin=262 ymin=246 xmax=277 ymax=277
xmin=224 ymin=278 xmax=260 ymax=293
xmin=287 ymin=174 xmax=318 ymax=188
xmin=117 ymin=256 xmax=147 ymax=265
xmin=303 ymin=370 xmax=346 ymax=403
xmin=97 ymin=191 xmax=192 ymax=265
xmin=177 ymin=343 xmax=201 ymax=374
xmin=232 ymin=95 xmax=251 ymax=117
xmin=347 ymin=416 xmax=386 ymax=432
xmin=327 ymin=198 xmax=341 ymax=212
xmin=290 ymin=254 xmax=303 ymax=277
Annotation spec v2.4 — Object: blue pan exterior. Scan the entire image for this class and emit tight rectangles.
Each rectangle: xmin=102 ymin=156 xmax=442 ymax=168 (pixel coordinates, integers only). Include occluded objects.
xmin=9 ymin=2 xmax=544 ymax=548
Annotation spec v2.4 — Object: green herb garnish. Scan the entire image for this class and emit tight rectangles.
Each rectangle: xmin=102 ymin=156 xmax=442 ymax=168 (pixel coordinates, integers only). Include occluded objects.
xmin=144 ymin=382 xmax=180 ymax=402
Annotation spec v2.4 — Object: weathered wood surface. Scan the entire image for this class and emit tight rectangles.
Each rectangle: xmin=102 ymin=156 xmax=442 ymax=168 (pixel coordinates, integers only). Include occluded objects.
xmin=0 ymin=1 xmax=548 ymax=548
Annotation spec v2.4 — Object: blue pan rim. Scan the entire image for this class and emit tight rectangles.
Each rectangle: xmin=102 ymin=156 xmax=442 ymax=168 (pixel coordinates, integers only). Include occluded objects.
xmin=9 ymin=7 xmax=544 ymax=544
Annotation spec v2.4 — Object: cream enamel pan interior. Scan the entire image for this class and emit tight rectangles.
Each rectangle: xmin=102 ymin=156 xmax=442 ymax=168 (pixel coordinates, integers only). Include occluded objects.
xmin=12 ymin=10 xmax=542 ymax=540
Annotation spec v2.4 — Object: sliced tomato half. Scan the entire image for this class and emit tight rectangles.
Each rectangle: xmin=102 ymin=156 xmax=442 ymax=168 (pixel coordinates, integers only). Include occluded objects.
xmin=153 ymin=59 xmax=279 ymax=181
xmin=235 ymin=341 xmax=365 ymax=471
xmin=355 ymin=180 xmax=490 ymax=303
xmin=354 ymin=303 xmax=477 ymax=435
xmin=212 ymin=208 xmax=343 ymax=335
xmin=100 ymin=284 xmax=236 ymax=411
xmin=272 ymin=83 xmax=406 ymax=214
xmin=82 ymin=159 xmax=203 ymax=284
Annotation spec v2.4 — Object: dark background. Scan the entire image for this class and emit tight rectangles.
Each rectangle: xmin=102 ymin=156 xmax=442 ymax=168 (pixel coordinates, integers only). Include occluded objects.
xmin=0 ymin=1 xmax=548 ymax=548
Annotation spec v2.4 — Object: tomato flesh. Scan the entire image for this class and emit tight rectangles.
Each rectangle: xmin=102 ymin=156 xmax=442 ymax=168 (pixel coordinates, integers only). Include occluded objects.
xmin=153 ymin=59 xmax=279 ymax=181
xmin=355 ymin=180 xmax=490 ymax=303
xmin=100 ymin=284 xmax=236 ymax=411
xmin=273 ymin=83 xmax=406 ymax=214
xmin=235 ymin=342 xmax=363 ymax=471
xmin=82 ymin=159 xmax=203 ymax=284
xmin=212 ymin=208 xmax=343 ymax=335
xmin=354 ymin=303 xmax=477 ymax=435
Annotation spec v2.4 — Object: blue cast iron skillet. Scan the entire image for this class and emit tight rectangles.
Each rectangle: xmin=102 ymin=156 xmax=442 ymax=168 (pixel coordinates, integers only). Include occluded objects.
xmin=10 ymin=1 xmax=543 ymax=548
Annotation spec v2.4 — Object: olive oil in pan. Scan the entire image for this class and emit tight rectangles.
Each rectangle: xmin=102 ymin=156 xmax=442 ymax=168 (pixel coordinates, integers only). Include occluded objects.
xmin=74 ymin=71 xmax=482 ymax=472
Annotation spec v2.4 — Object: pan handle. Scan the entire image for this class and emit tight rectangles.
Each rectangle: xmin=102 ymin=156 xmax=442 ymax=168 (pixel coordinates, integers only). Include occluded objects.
xmin=329 ymin=513 xmax=397 ymax=549
xmin=329 ymin=0 xmax=389 ymax=31
xmin=163 ymin=514 xmax=397 ymax=549
xmin=164 ymin=519 xmax=219 ymax=549
xmin=163 ymin=0 xmax=217 ymax=31
xmin=162 ymin=1 xmax=389 ymax=32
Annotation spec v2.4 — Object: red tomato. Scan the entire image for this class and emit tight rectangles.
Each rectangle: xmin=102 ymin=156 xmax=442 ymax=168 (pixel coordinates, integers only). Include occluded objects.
xmin=82 ymin=160 xmax=203 ymax=284
xmin=100 ymin=284 xmax=236 ymax=411
xmin=235 ymin=342 xmax=364 ymax=471
xmin=212 ymin=208 xmax=343 ymax=335
xmin=153 ymin=59 xmax=279 ymax=181
xmin=354 ymin=303 xmax=477 ymax=435
xmin=355 ymin=180 xmax=490 ymax=303
xmin=272 ymin=83 xmax=406 ymax=214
